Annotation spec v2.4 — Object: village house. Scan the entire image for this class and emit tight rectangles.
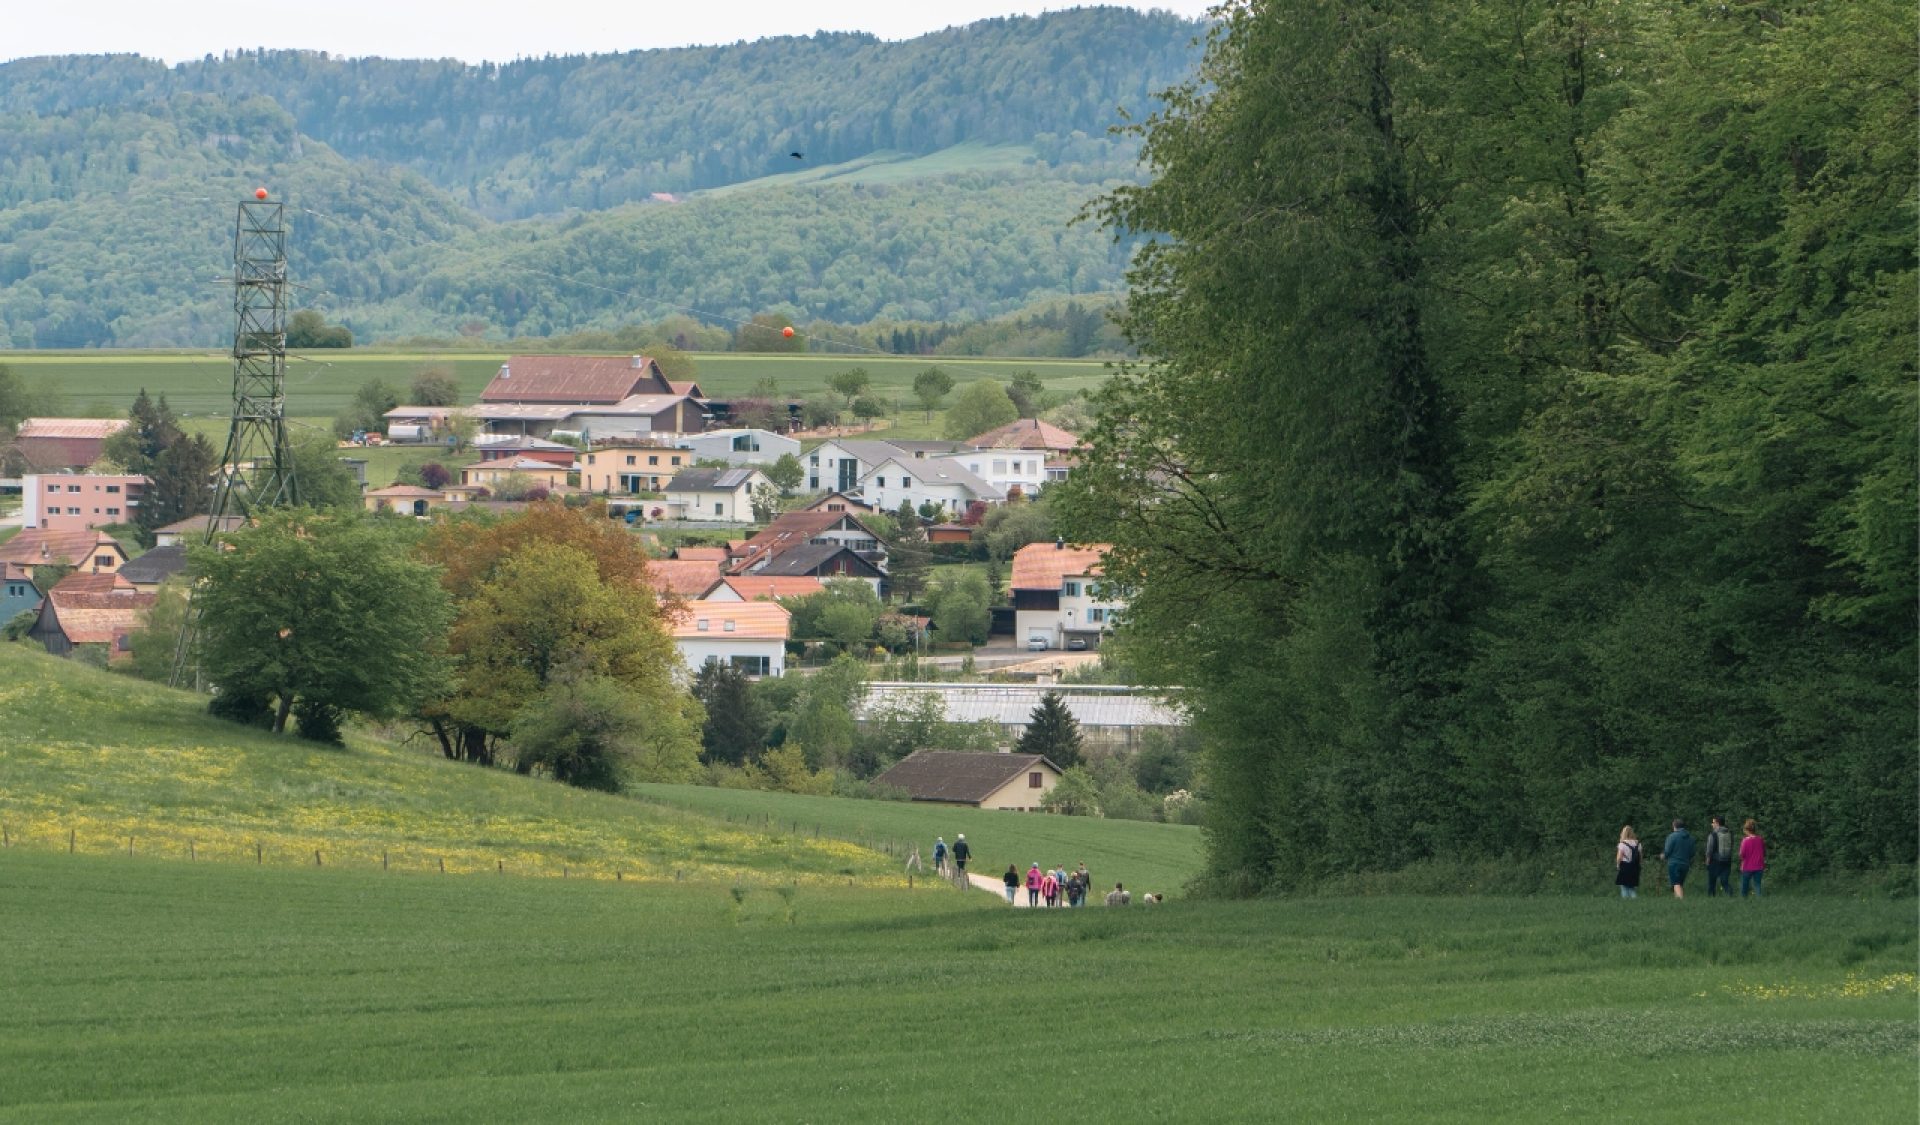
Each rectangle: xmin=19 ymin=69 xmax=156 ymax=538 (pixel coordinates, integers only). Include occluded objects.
xmin=672 ymin=428 xmax=800 ymax=466
xmin=803 ymin=492 xmax=874 ymax=516
xmin=872 ymin=751 xmax=1064 ymax=812
xmin=117 ymin=545 xmax=189 ymax=590
xmin=859 ymin=454 xmax=1003 ymax=519
xmin=730 ymin=510 xmax=888 ymax=578
xmin=701 ymin=575 xmax=825 ymax=602
xmin=752 ymin=542 xmax=888 ymax=591
xmin=0 ymin=528 xmax=129 ymax=581
xmin=1 ymin=562 xmax=42 ymax=625
xmin=968 ymin=418 xmax=1086 ymax=487
xmin=463 ymin=355 xmax=708 ymax=440
xmin=805 ymin=438 xmax=912 ymax=494
xmin=645 ymin=558 xmax=726 ymax=603
xmin=22 ymin=473 xmax=147 ymax=530
xmin=1011 ymin=540 xmax=1122 ymax=651
xmin=579 ymin=442 xmax=691 ymax=498
xmin=151 ymin=514 xmax=245 ymax=548
xmin=3 ymin=418 xmax=130 ymax=472
xmin=660 ymin=467 xmax=768 ymax=522
xmin=363 ymin=484 xmax=444 ymax=517
xmin=456 ymin=457 xmax=571 ymax=493
xmin=27 ymin=574 xmax=155 ymax=663
xmin=471 ymin=435 xmax=578 ymax=468
xmin=930 ymin=448 xmax=1046 ymax=499
xmin=669 ymin=601 xmax=790 ymax=679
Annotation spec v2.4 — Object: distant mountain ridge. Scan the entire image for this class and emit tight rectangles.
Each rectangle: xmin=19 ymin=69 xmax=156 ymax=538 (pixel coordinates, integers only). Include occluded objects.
xmin=0 ymin=8 xmax=1201 ymax=348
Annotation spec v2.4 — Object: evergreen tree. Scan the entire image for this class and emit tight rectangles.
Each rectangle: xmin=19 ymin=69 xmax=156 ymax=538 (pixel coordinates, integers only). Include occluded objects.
xmin=1017 ymin=691 xmax=1084 ymax=768
xmin=693 ymin=660 xmax=768 ymax=767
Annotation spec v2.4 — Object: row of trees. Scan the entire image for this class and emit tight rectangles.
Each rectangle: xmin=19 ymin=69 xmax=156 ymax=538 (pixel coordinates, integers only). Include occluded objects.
xmin=1061 ymin=0 xmax=1916 ymax=889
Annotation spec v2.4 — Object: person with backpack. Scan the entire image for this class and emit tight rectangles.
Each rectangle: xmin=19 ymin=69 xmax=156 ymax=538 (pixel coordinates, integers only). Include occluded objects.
xmin=1001 ymin=864 xmax=1019 ymax=904
xmin=951 ymin=834 xmax=971 ymax=879
xmin=1739 ymin=819 xmax=1767 ymax=897
xmin=1025 ymin=862 xmax=1043 ymax=907
xmin=1703 ymin=817 xmax=1736 ymax=897
xmin=1064 ymin=870 xmax=1083 ymax=908
xmin=933 ymin=836 xmax=948 ymax=877
xmin=1040 ymin=867 xmax=1059 ymax=908
xmin=1661 ymin=819 xmax=1696 ymax=899
xmin=1616 ymin=825 xmax=1642 ymax=899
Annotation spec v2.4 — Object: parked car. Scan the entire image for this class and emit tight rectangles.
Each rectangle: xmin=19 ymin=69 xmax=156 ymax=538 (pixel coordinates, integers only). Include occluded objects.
xmin=1026 ymin=636 xmax=1050 ymax=652
xmin=1067 ymin=637 xmax=1088 ymax=651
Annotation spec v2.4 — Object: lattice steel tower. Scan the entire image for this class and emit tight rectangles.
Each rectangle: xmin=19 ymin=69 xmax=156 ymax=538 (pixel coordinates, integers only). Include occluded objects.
xmin=209 ymin=196 xmax=299 ymax=517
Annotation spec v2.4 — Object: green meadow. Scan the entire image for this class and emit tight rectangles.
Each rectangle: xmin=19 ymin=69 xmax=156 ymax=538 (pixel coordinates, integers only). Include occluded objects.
xmin=0 ymin=850 xmax=1912 ymax=1122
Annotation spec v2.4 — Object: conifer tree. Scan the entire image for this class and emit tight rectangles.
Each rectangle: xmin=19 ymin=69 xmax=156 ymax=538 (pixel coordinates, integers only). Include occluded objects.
xmin=1015 ymin=690 xmax=1083 ymax=769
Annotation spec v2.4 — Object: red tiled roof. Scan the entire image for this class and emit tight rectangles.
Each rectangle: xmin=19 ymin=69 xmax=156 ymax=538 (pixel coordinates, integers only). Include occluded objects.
xmin=646 ymin=559 xmax=723 ymax=599
xmin=730 ymin=510 xmax=878 ymax=572
xmin=17 ymin=418 xmax=129 ymax=440
xmin=50 ymin=572 xmax=132 ymax=595
xmin=968 ymin=418 xmax=1083 ymax=452
xmin=1010 ymin=541 xmax=1109 ymax=591
xmin=0 ymin=529 xmax=126 ymax=568
xmin=43 ymin=586 xmax=155 ymax=646
xmin=672 ymin=547 xmax=729 ymax=561
xmin=667 ymin=601 xmax=791 ymax=640
xmin=479 ymin=356 xmax=668 ymax=404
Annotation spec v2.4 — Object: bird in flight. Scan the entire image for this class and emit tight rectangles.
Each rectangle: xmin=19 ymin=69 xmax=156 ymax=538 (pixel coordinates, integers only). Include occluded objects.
xmin=789 ymin=151 xmax=804 ymax=160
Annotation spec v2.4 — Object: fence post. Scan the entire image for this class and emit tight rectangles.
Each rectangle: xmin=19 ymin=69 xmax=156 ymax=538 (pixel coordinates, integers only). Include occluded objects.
xmin=314 ymin=849 xmax=323 ymax=867
xmin=189 ymin=840 xmax=196 ymax=861
xmin=2 ymin=823 xmax=8 ymax=848
xmin=616 ymin=871 xmax=622 ymax=882
xmin=382 ymin=850 xmax=388 ymax=872
xmin=255 ymin=841 xmax=262 ymax=865
xmin=68 ymin=828 xmax=75 ymax=854
xmin=127 ymin=835 xmax=134 ymax=857
xmin=562 ymin=866 xmax=568 ymax=879
xmin=438 ymin=857 xmax=446 ymax=874
xmin=496 ymin=859 xmax=502 ymax=875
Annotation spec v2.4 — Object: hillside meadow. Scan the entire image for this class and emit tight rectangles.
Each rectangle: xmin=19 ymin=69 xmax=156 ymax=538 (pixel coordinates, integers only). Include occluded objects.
xmin=0 ymin=850 xmax=1912 ymax=1122
xmin=0 ymin=643 xmax=889 ymax=885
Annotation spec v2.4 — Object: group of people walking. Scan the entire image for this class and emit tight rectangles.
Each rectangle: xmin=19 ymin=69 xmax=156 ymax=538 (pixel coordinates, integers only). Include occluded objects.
xmin=1616 ymin=816 xmax=1766 ymax=898
xmin=1004 ymin=862 xmax=1097 ymax=907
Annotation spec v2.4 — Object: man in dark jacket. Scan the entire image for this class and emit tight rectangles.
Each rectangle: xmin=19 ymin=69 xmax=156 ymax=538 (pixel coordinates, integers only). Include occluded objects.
xmin=1662 ymin=819 xmax=1696 ymax=899
xmin=951 ymin=834 xmax=971 ymax=879
xmin=1703 ymin=816 xmax=1735 ymax=897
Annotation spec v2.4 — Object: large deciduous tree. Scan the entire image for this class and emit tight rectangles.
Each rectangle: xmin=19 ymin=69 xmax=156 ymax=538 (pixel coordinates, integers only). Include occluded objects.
xmin=942 ymin=380 xmax=1019 ymax=441
xmin=191 ymin=510 xmax=452 ymax=738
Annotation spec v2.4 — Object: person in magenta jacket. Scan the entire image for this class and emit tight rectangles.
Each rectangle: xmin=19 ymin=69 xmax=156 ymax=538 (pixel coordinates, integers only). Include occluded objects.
xmin=1739 ymin=819 xmax=1766 ymax=897
xmin=1025 ymin=862 xmax=1042 ymax=907
xmin=1040 ymin=868 xmax=1059 ymax=908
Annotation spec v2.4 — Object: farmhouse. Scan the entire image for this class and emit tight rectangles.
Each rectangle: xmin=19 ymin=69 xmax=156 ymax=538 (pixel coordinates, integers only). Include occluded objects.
xmin=22 ymin=473 xmax=146 ymax=530
xmin=363 ymin=484 xmax=444 ymax=517
xmin=872 ymin=751 xmax=1064 ymax=811
xmin=3 ymin=418 xmax=129 ymax=472
xmin=670 ymin=601 xmax=789 ymax=678
xmin=28 ymin=574 xmax=154 ymax=663
xmin=1011 ymin=540 xmax=1122 ymax=651
xmin=478 ymin=354 xmax=677 ymax=405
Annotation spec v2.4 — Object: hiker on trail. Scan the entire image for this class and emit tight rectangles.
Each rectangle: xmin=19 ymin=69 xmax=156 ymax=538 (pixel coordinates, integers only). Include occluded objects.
xmin=1105 ymin=882 xmax=1130 ymax=906
xmin=1040 ymin=867 xmax=1059 ymax=908
xmin=1615 ymin=825 xmax=1641 ymax=899
xmin=933 ymin=836 xmax=948 ymax=877
xmin=952 ymin=834 xmax=971 ymax=877
xmin=1739 ymin=819 xmax=1766 ymax=897
xmin=1703 ymin=817 xmax=1735 ymax=897
xmin=1026 ymin=862 xmax=1043 ymax=907
xmin=1662 ymin=819 xmax=1696 ymax=899
xmin=1002 ymin=864 xmax=1019 ymax=904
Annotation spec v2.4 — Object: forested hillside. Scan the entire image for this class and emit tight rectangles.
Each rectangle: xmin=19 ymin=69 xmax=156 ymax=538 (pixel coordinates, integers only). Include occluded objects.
xmin=0 ymin=9 xmax=1201 ymax=347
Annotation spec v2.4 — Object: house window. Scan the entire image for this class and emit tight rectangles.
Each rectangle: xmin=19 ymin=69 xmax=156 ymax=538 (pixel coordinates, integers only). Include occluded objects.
xmin=730 ymin=654 xmax=771 ymax=677
xmin=105 ymin=485 xmax=120 ymax=494
xmin=808 ymin=477 xmax=819 ymax=490
xmin=625 ymin=455 xmax=635 ymax=466
xmin=713 ymin=502 xmax=724 ymax=515
xmin=723 ymin=620 xmax=736 ymax=632
xmin=732 ymin=435 xmax=756 ymax=452
xmin=68 ymin=507 xmax=82 ymax=515
xmin=1062 ymin=581 xmax=1080 ymax=597
xmin=66 ymin=485 xmax=81 ymax=493
xmin=619 ymin=474 xmax=644 ymax=494
xmin=992 ymin=459 xmax=1006 ymax=475
xmin=587 ymin=455 xmax=596 ymax=465
xmin=648 ymin=455 xmax=659 ymax=466
xmin=901 ymin=476 xmax=912 ymax=488
xmin=45 ymin=484 xmax=57 ymax=493
xmin=96 ymin=555 xmax=113 ymax=567
xmin=696 ymin=619 xmax=710 ymax=631
xmin=809 ymin=453 xmax=819 ymax=465
xmin=1029 ymin=772 xmax=1043 ymax=788
xmin=876 ymin=477 xmax=886 ymax=488
xmin=1088 ymin=608 xmax=1106 ymax=624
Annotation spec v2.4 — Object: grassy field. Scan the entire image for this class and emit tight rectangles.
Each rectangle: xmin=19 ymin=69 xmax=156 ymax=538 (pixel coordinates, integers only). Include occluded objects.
xmin=632 ymin=784 xmax=1208 ymax=896
xmin=0 ymin=350 xmax=1114 ymax=421
xmin=0 ymin=642 xmax=890 ymax=885
xmin=0 ymin=850 xmax=1911 ymax=1122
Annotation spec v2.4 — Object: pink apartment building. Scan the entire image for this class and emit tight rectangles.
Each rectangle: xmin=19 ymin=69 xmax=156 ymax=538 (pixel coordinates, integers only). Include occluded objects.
xmin=23 ymin=474 xmax=148 ymax=531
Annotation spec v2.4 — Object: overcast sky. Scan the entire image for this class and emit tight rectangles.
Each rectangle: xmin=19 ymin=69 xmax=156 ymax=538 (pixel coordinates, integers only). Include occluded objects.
xmin=1 ymin=1 xmax=1216 ymax=65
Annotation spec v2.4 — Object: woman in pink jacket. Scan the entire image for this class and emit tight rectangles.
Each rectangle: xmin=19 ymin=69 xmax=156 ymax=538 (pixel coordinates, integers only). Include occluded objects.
xmin=1025 ymin=863 xmax=1042 ymax=907
xmin=1739 ymin=819 xmax=1766 ymax=897
xmin=1040 ymin=868 xmax=1059 ymax=908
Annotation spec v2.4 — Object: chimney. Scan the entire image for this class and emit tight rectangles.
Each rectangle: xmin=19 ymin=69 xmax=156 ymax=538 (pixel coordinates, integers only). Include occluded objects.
xmin=1055 ymin=537 xmax=1064 ymax=550
xmin=630 ymin=355 xmax=643 ymax=369
xmin=498 ymin=363 xmax=510 ymax=379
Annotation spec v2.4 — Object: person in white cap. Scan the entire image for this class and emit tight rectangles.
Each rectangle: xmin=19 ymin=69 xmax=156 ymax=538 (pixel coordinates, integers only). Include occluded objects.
xmin=950 ymin=834 xmax=970 ymax=878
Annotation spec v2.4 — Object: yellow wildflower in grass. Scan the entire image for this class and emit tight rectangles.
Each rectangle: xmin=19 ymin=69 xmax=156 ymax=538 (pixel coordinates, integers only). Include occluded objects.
xmin=1722 ymin=973 xmax=1918 ymax=1002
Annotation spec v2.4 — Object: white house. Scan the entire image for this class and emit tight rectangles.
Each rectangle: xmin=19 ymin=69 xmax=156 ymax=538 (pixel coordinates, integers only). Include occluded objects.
xmin=1011 ymin=541 xmax=1123 ymax=651
xmin=805 ymin=439 xmax=909 ymax=494
xmin=670 ymin=601 xmax=789 ymax=678
xmin=929 ymin=448 xmax=1046 ymax=500
xmin=859 ymin=455 xmax=1004 ymax=520
xmin=661 ymin=467 xmax=769 ymax=522
xmin=672 ymin=428 xmax=800 ymax=466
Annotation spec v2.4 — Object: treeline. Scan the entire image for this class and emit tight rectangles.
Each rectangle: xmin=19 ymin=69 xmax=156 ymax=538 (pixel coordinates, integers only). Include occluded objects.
xmin=0 ymin=9 xmax=1199 ymax=217
xmin=1061 ymin=0 xmax=1916 ymax=890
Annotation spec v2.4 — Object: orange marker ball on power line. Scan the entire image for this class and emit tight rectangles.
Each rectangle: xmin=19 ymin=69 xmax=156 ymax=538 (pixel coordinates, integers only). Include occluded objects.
xmin=255 ymin=187 xmax=269 ymax=200
xmin=782 ymin=326 xmax=795 ymax=338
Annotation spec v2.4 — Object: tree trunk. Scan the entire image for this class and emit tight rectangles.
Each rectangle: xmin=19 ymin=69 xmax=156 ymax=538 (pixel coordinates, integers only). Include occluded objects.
xmin=273 ymin=694 xmax=294 ymax=734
